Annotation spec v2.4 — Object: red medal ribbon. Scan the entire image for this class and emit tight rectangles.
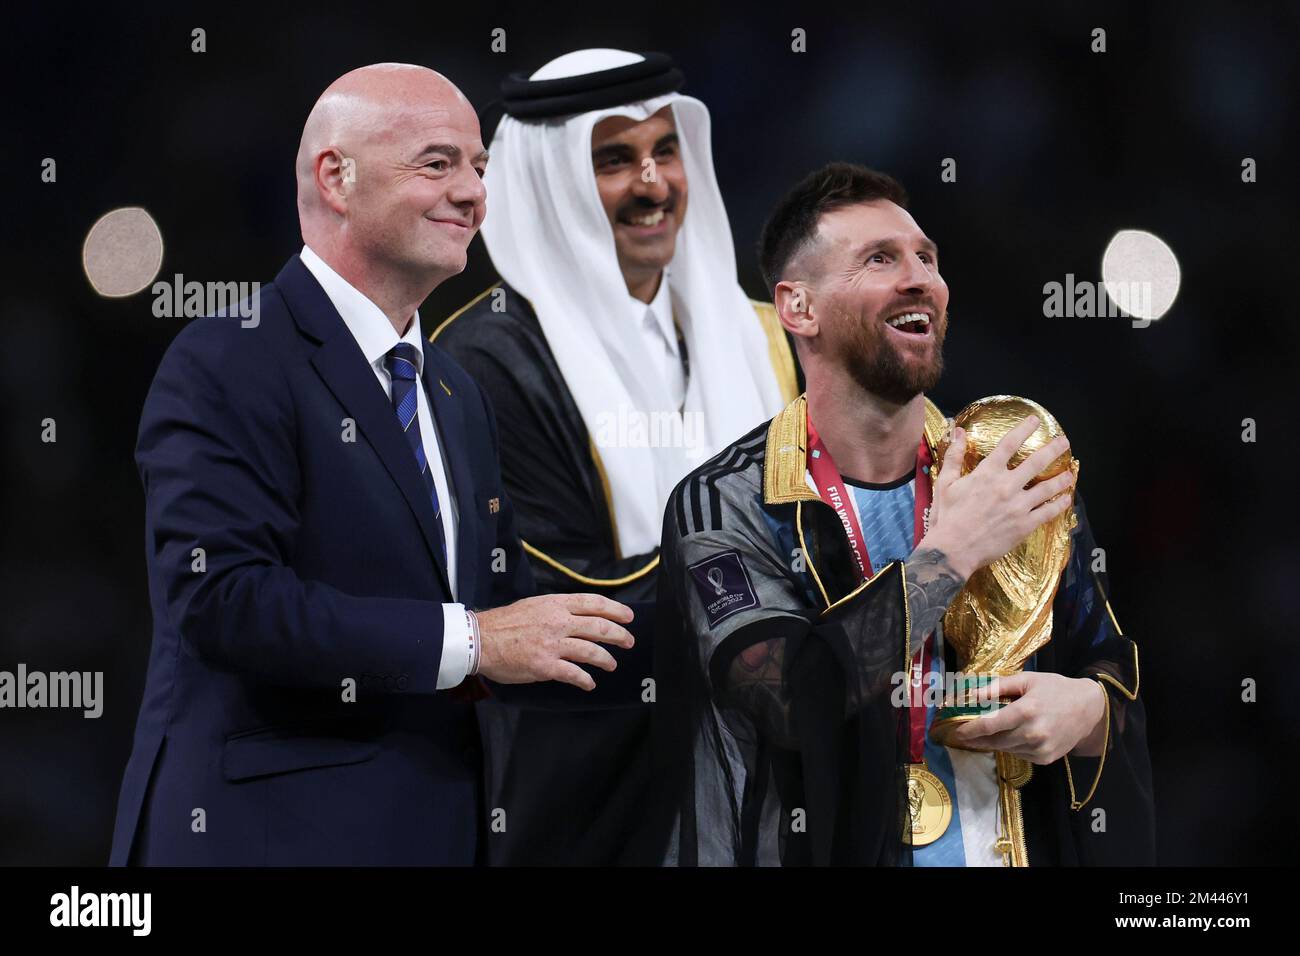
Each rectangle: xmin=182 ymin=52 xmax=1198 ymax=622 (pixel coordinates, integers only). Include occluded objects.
xmin=805 ymin=414 xmax=873 ymax=578
xmin=908 ymin=638 xmax=934 ymax=762
xmin=805 ymin=410 xmax=936 ymax=762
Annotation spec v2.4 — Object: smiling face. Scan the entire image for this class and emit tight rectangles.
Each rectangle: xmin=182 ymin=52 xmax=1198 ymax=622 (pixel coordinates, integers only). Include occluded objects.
xmin=807 ymin=200 xmax=949 ymax=404
xmin=346 ymin=91 xmax=488 ymax=285
xmin=590 ymin=106 xmax=688 ymax=298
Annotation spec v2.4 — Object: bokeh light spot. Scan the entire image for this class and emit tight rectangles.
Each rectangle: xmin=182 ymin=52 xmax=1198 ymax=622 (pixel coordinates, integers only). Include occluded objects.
xmin=1102 ymin=229 xmax=1180 ymax=321
xmin=82 ymin=207 xmax=164 ymax=297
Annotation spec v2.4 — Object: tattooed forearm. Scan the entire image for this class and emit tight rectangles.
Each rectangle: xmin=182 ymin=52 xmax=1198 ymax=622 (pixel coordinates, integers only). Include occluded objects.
xmin=720 ymin=552 xmax=963 ymax=744
xmin=722 ymin=639 xmax=799 ymax=748
xmin=903 ymin=547 xmax=966 ymax=657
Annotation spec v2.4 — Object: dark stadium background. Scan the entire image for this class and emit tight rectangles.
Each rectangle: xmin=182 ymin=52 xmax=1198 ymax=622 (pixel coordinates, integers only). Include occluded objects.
xmin=3 ymin=0 xmax=1296 ymax=865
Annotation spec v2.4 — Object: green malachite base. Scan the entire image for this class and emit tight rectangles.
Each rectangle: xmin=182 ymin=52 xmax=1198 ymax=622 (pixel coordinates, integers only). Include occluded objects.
xmin=929 ymin=673 xmax=1008 ymax=749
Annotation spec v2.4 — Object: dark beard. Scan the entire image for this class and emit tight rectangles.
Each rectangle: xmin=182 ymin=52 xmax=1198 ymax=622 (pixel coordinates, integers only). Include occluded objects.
xmin=842 ymin=307 xmax=946 ymax=405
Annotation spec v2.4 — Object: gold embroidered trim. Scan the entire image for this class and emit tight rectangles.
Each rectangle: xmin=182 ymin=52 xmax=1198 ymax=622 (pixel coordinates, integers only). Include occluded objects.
xmin=750 ymin=300 xmax=801 ymax=404
xmin=795 ymin=500 xmax=830 ymax=608
xmin=429 ymin=282 xmax=502 ymax=342
xmin=1095 ymin=640 xmax=1140 ymax=700
xmin=995 ymin=763 xmax=1031 ymax=866
xmin=1064 ymin=681 xmax=1113 ymax=811
xmin=763 ymin=394 xmax=948 ymax=506
xmin=521 ymin=539 xmax=659 ymax=587
xmin=763 ymin=395 xmax=820 ymax=505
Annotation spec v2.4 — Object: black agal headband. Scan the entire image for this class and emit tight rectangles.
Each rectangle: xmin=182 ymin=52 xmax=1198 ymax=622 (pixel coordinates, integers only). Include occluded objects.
xmin=499 ymin=51 xmax=684 ymax=120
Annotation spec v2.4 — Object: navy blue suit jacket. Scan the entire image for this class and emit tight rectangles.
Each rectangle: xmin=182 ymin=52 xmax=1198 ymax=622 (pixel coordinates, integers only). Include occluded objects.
xmin=110 ymin=255 xmax=534 ymax=865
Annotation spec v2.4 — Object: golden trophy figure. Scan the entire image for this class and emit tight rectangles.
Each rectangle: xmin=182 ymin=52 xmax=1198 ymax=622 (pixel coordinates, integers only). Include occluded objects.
xmin=927 ymin=395 xmax=1079 ymax=865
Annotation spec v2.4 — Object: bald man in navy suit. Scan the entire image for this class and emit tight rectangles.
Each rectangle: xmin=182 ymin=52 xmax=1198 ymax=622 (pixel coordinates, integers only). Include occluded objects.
xmin=110 ymin=63 xmax=635 ymax=866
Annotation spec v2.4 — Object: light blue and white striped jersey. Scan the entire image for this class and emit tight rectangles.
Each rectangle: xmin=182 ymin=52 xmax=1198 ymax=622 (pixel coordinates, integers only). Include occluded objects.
xmin=845 ymin=475 xmax=1006 ymax=867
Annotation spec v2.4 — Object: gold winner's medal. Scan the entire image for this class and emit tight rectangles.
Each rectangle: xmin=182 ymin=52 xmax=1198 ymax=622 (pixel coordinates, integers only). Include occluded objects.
xmin=904 ymin=762 xmax=952 ymax=846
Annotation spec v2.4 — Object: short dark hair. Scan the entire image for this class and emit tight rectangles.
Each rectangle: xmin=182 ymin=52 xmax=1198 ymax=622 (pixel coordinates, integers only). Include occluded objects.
xmin=758 ymin=163 xmax=909 ymax=294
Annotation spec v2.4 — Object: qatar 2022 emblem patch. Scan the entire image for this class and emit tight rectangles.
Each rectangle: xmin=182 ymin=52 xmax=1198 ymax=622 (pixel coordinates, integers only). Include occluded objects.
xmin=687 ymin=549 xmax=759 ymax=629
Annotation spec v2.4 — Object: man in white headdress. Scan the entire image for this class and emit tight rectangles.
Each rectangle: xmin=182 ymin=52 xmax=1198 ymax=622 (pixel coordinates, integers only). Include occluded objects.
xmin=434 ymin=48 xmax=799 ymax=864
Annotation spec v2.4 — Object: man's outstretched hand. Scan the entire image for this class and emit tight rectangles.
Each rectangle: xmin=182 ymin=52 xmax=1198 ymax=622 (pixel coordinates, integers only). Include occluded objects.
xmin=475 ymin=594 xmax=635 ymax=691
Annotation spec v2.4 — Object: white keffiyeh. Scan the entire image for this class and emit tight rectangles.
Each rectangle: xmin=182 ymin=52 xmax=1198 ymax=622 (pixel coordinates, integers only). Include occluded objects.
xmin=481 ymin=49 xmax=786 ymax=556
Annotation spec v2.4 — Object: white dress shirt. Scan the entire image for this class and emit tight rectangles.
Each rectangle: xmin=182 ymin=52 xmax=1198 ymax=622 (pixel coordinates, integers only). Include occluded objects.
xmin=638 ymin=271 xmax=686 ymax=412
xmin=300 ymin=245 xmax=471 ymax=690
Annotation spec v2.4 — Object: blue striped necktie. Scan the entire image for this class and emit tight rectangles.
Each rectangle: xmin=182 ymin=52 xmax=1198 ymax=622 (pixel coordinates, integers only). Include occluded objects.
xmin=385 ymin=342 xmax=447 ymax=565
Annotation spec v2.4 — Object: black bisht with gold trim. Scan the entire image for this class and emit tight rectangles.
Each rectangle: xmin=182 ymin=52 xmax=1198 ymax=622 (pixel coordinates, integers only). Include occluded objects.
xmin=633 ymin=396 xmax=1154 ymax=865
xmin=435 ymin=281 xmax=797 ymax=864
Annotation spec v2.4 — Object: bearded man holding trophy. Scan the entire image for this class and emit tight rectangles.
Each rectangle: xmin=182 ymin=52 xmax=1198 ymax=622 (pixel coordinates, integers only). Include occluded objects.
xmin=640 ymin=163 xmax=1154 ymax=866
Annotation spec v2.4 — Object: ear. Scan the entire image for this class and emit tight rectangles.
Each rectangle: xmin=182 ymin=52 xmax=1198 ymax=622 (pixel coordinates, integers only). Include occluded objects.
xmin=774 ymin=280 xmax=818 ymax=343
xmin=314 ymin=148 xmax=351 ymax=217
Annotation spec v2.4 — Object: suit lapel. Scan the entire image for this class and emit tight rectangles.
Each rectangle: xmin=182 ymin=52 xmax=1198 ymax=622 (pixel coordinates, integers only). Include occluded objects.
xmin=423 ymin=346 xmax=478 ymax=606
xmin=310 ymin=337 xmax=453 ymax=595
xmin=276 ymin=256 xmax=452 ymax=596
